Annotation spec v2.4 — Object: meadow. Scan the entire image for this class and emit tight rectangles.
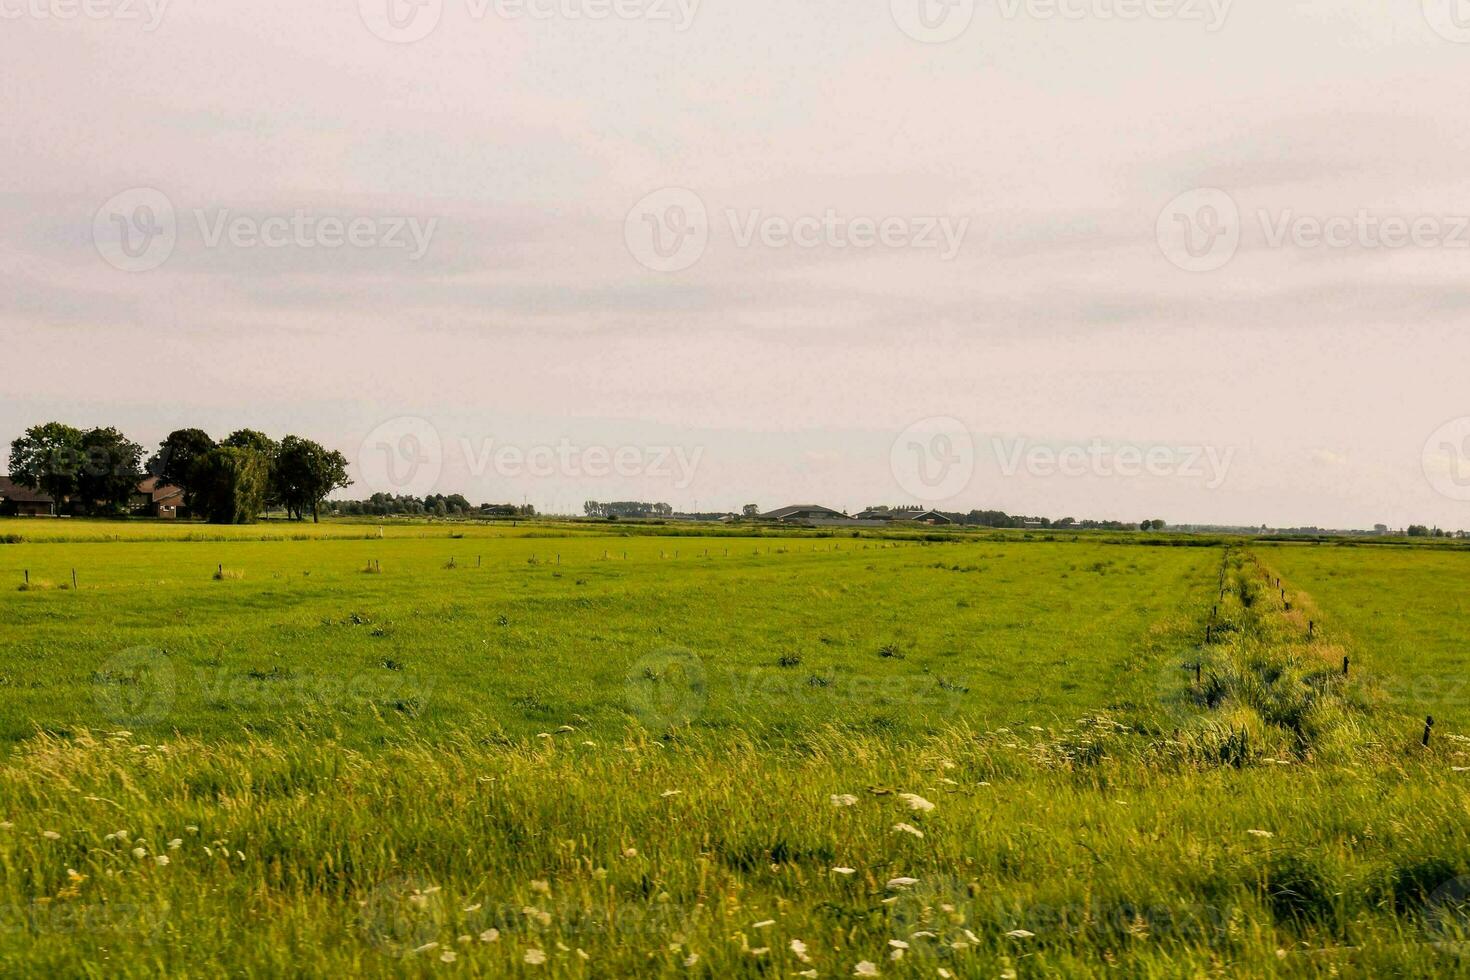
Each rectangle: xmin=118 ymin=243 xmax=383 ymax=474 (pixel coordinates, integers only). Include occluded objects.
xmin=1 ymin=520 xmax=1468 ymax=977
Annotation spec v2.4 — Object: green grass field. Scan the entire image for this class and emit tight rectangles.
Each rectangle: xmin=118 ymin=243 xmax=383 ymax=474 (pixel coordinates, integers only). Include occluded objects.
xmin=2 ymin=521 xmax=1469 ymax=976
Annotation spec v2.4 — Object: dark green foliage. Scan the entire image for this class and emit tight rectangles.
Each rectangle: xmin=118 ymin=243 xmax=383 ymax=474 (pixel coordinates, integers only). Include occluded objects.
xmin=7 ymin=422 xmax=83 ymax=506
xmin=192 ymin=446 xmax=272 ymax=524
xmin=149 ymin=428 xmax=216 ymax=508
xmin=274 ymin=436 xmax=351 ymax=522
xmin=76 ymin=427 xmax=144 ymax=515
xmin=1263 ymin=853 xmax=1338 ymax=926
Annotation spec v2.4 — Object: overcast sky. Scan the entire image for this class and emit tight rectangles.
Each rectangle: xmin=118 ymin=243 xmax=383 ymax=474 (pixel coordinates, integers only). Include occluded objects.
xmin=4 ymin=1 xmax=1470 ymax=527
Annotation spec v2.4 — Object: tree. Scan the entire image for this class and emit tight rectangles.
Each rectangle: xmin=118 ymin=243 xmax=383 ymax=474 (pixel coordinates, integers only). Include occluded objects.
xmin=192 ymin=446 xmax=271 ymax=524
xmin=76 ymin=427 xmax=144 ymax=514
xmin=222 ymin=429 xmax=279 ymax=457
xmin=8 ymin=422 xmax=84 ymax=508
xmin=274 ymin=436 xmax=351 ymax=522
xmin=221 ymin=430 xmax=281 ymax=509
xmin=742 ymin=504 xmax=760 ymax=518
xmin=149 ymin=428 xmax=215 ymax=511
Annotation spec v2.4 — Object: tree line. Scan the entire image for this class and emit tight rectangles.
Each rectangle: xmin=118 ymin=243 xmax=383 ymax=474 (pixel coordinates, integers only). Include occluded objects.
xmin=332 ymin=493 xmax=535 ymax=518
xmin=6 ymin=423 xmax=350 ymax=524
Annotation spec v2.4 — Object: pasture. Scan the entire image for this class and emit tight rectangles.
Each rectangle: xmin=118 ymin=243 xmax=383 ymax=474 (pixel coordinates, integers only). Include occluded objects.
xmin=1 ymin=521 xmax=1468 ymax=977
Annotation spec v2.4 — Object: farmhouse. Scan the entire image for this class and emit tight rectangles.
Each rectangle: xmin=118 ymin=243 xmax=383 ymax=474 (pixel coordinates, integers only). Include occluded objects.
xmin=133 ymin=477 xmax=185 ymax=519
xmin=760 ymin=504 xmax=850 ymax=523
xmin=905 ymin=509 xmax=954 ymax=525
xmin=0 ymin=477 xmax=56 ymax=517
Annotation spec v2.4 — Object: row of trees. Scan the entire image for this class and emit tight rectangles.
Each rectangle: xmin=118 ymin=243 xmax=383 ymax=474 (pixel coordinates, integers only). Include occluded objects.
xmin=331 ymin=493 xmax=535 ymax=518
xmin=7 ymin=423 xmax=350 ymax=524
xmin=6 ymin=423 xmax=142 ymax=515
xmin=151 ymin=428 xmax=350 ymax=524
xmin=961 ymin=511 xmax=1164 ymax=531
xmin=584 ymin=501 xmax=674 ymax=518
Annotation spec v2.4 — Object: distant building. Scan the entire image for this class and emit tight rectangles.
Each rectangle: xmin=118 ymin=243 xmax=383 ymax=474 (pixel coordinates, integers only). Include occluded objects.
xmin=133 ymin=477 xmax=185 ymax=519
xmin=760 ymin=505 xmax=850 ymax=523
xmin=905 ymin=509 xmax=954 ymax=525
xmin=0 ymin=477 xmax=56 ymax=517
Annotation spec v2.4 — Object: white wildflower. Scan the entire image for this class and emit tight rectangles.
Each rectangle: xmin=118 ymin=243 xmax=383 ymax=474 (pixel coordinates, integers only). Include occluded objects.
xmin=897 ymin=793 xmax=935 ymax=812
